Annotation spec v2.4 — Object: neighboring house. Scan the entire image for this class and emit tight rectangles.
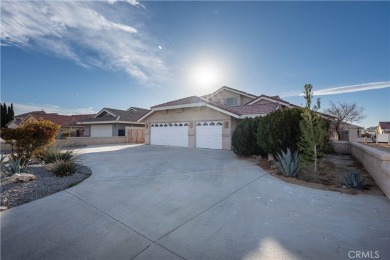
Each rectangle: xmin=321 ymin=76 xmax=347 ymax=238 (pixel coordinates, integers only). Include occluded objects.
xmin=377 ymin=122 xmax=390 ymax=134
xmin=138 ymin=86 xmax=296 ymax=150
xmin=365 ymin=126 xmax=377 ymax=137
xmin=77 ymin=107 xmax=149 ymax=137
xmin=6 ymin=110 xmax=47 ymax=129
xmin=334 ymin=122 xmax=365 ymax=141
xmin=20 ymin=113 xmax=95 ymax=139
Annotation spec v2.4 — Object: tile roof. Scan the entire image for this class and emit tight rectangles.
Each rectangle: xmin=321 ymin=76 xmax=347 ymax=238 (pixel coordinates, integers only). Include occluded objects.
xmin=32 ymin=114 xmax=95 ymax=127
xmin=379 ymin=121 xmax=390 ymax=130
xmin=15 ymin=110 xmax=47 ymax=118
xmin=152 ymin=96 xmax=205 ymax=109
xmin=80 ymin=107 xmax=150 ymax=123
xmin=223 ymin=103 xmax=279 ymax=115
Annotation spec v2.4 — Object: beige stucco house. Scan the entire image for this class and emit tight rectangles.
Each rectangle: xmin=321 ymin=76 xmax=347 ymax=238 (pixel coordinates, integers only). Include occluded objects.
xmin=377 ymin=122 xmax=390 ymax=134
xmin=77 ymin=107 xmax=149 ymax=137
xmin=138 ymin=86 xmax=294 ymax=150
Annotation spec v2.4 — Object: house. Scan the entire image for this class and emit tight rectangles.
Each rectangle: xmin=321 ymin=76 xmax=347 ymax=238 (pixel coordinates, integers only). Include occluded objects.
xmin=77 ymin=107 xmax=149 ymax=137
xmin=6 ymin=110 xmax=47 ymax=129
xmin=138 ymin=86 xmax=295 ymax=150
xmin=20 ymin=113 xmax=95 ymax=139
xmin=377 ymin=122 xmax=390 ymax=134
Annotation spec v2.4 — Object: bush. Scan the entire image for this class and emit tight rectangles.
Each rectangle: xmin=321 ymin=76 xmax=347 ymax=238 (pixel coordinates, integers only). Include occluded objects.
xmin=275 ymin=148 xmax=300 ymax=177
xmin=232 ymin=117 xmax=265 ymax=157
xmin=40 ymin=146 xmax=74 ymax=164
xmin=1 ymin=120 xmax=60 ymax=163
xmin=344 ymin=172 xmax=365 ymax=190
xmin=50 ymin=160 xmax=78 ymax=177
xmin=256 ymin=107 xmax=304 ymax=156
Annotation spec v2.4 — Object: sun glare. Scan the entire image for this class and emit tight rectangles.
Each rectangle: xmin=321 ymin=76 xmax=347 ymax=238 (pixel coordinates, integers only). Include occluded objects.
xmin=190 ymin=61 xmax=222 ymax=91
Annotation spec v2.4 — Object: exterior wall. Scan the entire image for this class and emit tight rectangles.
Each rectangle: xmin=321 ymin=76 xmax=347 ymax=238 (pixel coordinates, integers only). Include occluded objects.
xmin=143 ymin=106 xmax=232 ymax=150
xmin=84 ymin=123 xmax=144 ymax=137
xmin=208 ymin=89 xmax=254 ymax=106
xmin=66 ymin=136 xmax=127 ymax=146
xmin=6 ymin=122 xmax=18 ymax=129
xmin=351 ymin=142 xmax=390 ymax=199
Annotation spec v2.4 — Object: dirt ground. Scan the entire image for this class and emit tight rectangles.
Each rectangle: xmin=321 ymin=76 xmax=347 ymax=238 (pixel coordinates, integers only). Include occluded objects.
xmin=258 ymin=153 xmax=385 ymax=196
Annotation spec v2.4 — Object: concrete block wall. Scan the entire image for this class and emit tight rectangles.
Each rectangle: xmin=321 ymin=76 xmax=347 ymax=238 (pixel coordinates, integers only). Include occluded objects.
xmin=351 ymin=142 xmax=390 ymax=199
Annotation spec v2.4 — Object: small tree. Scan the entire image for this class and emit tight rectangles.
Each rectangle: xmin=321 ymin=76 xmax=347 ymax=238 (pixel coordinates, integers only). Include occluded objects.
xmin=1 ymin=120 xmax=60 ymax=163
xmin=324 ymin=101 xmax=365 ymax=140
xmin=232 ymin=117 xmax=264 ymax=157
xmin=298 ymin=84 xmax=328 ymax=172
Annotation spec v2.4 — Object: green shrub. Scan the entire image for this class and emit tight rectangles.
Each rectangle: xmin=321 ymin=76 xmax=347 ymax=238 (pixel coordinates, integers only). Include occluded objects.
xmin=232 ymin=117 xmax=265 ymax=157
xmin=344 ymin=172 xmax=365 ymax=190
xmin=41 ymin=146 xmax=74 ymax=164
xmin=51 ymin=160 xmax=78 ymax=177
xmin=275 ymin=148 xmax=300 ymax=177
xmin=256 ymin=107 xmax=304 ymax=156
xmin=9 ymin=159 xmax=29 ymax=174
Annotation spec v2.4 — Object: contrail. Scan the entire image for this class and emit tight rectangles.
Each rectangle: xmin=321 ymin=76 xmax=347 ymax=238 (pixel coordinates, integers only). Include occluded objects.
xmin=299 ymin=82 xmax=390 ymax=96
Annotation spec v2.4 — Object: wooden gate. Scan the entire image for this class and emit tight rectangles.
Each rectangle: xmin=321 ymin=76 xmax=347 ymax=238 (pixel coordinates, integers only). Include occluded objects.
xmin=127 ymin=129 xmax=145 ymax=143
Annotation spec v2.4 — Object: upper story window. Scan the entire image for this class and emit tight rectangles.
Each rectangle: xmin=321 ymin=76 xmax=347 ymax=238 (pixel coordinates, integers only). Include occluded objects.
xmin=224 ymin=97 xmax=238 ymax=106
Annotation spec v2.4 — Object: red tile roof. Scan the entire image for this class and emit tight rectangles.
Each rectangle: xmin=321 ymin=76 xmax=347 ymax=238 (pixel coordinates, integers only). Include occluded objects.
xmin=32 ymin=114 xmax=95 ymax=127
xmin=379 ymin=121 xmax=390 ymax=130
xmin=152 ymin=96 xmax=205 ymax=108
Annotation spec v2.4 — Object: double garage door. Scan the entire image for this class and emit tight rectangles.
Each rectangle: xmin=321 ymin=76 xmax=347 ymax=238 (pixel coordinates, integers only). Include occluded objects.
xmin=150 ymin=121 xmax=223 ymax=149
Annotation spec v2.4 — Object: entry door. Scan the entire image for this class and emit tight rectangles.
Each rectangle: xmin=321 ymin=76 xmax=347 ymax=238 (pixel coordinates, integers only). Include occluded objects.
xmin=196 ymin=121 xmax=223 ymax=149
xmin=150 ymin=122 xmax=188 ymax=147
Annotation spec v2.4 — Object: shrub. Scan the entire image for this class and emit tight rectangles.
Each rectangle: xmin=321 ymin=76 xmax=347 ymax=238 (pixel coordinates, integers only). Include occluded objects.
xmin=344 ymin=172 xmax=365 ymax=190
xmin=9 ymin=159 xmax=29 ymax=174
xmin=256 ymin=107 xmax=304 ymax=156
xmin=232 ymin=117 xmax=265 ymax=157
xmin=1 ymin=120 xmax=60 ymax=163
xmin=275 ymin=148 xmax=300 ymax=177
xmin=51 ymin=160 xmax=78 ymax=177
xmin=40 ymin=146 xmax=74 ymax=164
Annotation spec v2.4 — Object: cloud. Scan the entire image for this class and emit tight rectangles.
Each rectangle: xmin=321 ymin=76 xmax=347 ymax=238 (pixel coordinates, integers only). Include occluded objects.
xmin=1 ymin=1 xmax=166 ymax=85
xmin=7 ymin=102 xmax=96 ymax=116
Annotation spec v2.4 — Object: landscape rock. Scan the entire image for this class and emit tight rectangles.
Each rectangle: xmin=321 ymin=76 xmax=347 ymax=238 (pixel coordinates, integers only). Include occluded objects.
xmin=0 ymin=206 xmax=8 ymax=211
xmin=10 ymin=173 xmax=37 ymax=183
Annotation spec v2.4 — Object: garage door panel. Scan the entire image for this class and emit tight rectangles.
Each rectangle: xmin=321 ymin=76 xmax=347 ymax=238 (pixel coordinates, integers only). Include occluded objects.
xmin=196 ymin=121 xmax=222 ymax=149
xmin=150 ymin=123 xmax=188 ymax=147
xmin=90 ymin=125 xmax=113 ymax=137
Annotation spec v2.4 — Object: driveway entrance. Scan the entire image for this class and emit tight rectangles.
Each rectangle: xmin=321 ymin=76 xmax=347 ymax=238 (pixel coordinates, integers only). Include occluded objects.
xmin=1 ymin=145 xmax=389 ymax=259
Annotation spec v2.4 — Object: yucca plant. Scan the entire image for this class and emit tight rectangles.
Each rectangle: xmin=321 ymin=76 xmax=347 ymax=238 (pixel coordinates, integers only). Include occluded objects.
xmin=275 ymin=148 xmax=300 ymax=177
xmin=344 ymin=172 xmax=365 ymax=190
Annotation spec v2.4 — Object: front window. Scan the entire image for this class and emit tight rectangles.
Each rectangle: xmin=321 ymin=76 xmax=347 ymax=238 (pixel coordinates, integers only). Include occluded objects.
xmin=224 ymin=98 xmax=238 ymax=106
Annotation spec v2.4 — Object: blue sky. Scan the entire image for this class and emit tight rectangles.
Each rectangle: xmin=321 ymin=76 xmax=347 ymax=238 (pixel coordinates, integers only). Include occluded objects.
xmin=1 ymin=1 xmax=389 ymax=127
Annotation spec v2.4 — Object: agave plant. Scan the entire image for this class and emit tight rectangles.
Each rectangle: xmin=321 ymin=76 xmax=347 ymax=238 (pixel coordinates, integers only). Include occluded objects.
xmin=275 ymin=148 xmax=300 ymax=177
xmin=9 ymin=159 xmax=29 ymax=174
xmin=344 ymin=172 xmax=365 ymax=190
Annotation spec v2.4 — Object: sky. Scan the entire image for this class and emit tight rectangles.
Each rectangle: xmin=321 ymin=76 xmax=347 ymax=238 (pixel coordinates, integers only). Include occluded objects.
xmin=1 ymin=0 xmax=389 ymax=128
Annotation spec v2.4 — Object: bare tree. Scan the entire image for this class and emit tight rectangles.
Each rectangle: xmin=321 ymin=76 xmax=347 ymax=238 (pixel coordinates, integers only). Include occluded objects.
xmin=324 ymin=101 xmax=366 ymax=140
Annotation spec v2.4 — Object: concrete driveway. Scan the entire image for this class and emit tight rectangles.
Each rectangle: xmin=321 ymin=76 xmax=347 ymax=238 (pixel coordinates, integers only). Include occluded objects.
xmin=1 ymin=144 xmax=390 ymax=260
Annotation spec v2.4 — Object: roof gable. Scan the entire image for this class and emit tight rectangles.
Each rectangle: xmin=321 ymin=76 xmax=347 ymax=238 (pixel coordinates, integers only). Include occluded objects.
xmin=246 ymin=94 xmax=292 ymax=106
xmin=379 ymin=121 xmax=390 ymax=130
xmin=205 ymin=86 xmax=257 ymax=100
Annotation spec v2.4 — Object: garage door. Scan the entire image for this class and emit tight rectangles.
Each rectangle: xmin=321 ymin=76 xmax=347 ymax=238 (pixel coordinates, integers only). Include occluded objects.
xmin=196 ymin=121 xmax=223 ymax=149
xmin=150 ymin=122 xmax=188 ymax=147
xmin=90 ymin=125 xmax=112 ymax=137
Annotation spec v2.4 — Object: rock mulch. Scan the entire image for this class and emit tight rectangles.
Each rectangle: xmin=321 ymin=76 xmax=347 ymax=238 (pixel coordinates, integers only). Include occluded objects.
xmin=1 ymin=164 xmax=91 ymax=211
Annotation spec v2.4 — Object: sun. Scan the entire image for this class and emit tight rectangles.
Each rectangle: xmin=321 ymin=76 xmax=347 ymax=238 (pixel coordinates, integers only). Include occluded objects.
xmin=190 ymin=61 xmax=222 ymax=90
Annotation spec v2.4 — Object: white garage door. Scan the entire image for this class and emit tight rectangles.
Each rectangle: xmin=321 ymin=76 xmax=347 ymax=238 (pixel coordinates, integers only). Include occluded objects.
xmin=150 ymin=122 xmax=188 ymax=147
xmin=90 ymin=125 xmax=112 ymax=137
xmin=196 ymin=121 xmax=223 ymax=149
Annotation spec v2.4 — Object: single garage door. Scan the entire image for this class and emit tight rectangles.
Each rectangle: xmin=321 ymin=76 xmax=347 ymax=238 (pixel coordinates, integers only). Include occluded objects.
xmin=90 ymin=125 xmax=112 ymax=137
xmin=196 ymin=121 xmax=223 ymax=149
xmin=150 ymin=122 xmax=188 ymax=147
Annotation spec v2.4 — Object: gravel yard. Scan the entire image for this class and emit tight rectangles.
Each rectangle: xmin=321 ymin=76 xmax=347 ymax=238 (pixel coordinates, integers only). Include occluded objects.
xmin=1 ymin=163 xmax=91 ymax=210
